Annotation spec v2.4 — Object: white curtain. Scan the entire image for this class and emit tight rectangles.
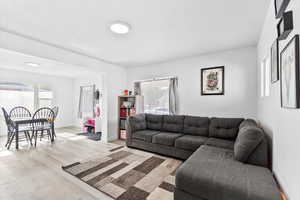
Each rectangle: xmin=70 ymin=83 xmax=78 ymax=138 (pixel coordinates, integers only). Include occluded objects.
xmin=78 ymin=85 xmax=95 ymax=118
xmin=169 ymin=78 xmax=178 ymax=115
xmin=134 ymin=82 xmax=141 ymax=95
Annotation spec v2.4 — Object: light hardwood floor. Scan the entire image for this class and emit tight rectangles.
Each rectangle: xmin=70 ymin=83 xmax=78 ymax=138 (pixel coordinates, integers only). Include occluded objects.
xmin=0 ymin=127 xmax=124 ymax=200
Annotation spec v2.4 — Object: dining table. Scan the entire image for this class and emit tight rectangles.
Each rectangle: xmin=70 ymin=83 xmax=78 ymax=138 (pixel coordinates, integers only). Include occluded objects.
xmin=12 ymin=117 xmax=55 ymax=149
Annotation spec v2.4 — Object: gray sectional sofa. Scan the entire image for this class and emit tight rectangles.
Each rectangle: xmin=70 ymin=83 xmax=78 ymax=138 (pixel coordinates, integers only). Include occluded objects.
xmin=126 ymin=114 xmax=281 ymax=200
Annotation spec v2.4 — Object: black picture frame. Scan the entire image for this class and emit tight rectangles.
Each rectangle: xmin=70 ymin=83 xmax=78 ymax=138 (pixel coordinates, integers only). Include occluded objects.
xmin=274 ymin=0 xmax=290 ymax=19
xmin=280 ymin=35 xmax=300 ymax=109
xmin=277 ymin=11 xmax=293 ymax=41
xmin=201 ymin=66 xmax=224 ymax=95
xmin=271 ymin=39 xmax=279 ymax=83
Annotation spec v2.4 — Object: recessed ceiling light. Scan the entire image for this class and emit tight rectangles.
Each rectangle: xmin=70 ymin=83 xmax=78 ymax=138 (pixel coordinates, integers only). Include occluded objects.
xmin=25 ymin=62 xmax=40 ymax=67
xmin=110 ymin=21 xmax=131 ymax=34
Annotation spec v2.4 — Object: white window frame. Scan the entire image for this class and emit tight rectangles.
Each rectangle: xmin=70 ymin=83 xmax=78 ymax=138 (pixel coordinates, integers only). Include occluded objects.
xmin=139 ymin=78 xmax=171 ymax=115
xmin=0 ymin=83 xmax=54 ymax=111
xmin=261 ymin=55 xmax=271 ymax=98
xmin=0 ymin=82 xmax=35 ymax=112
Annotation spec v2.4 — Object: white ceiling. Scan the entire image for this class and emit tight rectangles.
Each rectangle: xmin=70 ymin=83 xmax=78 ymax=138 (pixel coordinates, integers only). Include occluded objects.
xmin=0 ymin=0 xmax=270 ymax=67
xmin=0 ymin=48 xmax=103 ymax=78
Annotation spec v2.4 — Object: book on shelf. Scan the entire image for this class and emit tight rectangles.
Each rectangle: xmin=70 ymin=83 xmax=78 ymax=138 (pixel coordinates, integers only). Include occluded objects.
xmin=120 ymin=120 xmax=126 ymax=130
xmin=120 ymin=130 xmax=127 ymax=140
xmin=120 ymin=107 xmax=136 ymax=118
xmin=118 ymin=95 xmax=144 ymax=140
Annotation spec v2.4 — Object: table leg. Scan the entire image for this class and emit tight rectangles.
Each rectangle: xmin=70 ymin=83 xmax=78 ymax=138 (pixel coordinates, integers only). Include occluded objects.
xmin=51 ymin=123 xmax=55 ymax=142
xmin=16 ymin=125 xmax=19 ymax=149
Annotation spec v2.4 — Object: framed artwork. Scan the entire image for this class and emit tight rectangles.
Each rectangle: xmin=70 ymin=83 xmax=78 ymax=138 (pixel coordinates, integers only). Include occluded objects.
xmin=271 ymin=39 xmax=279 ymax=83
xmin=277 ymin=11 xmax=293 ymax=40
xmin=274 ymin=0 xmax=290 ymax=19
xmin=201 ymin=66 xmax=224 ymax=95
xmin=280 ymin=35 xmax=300 ymax=108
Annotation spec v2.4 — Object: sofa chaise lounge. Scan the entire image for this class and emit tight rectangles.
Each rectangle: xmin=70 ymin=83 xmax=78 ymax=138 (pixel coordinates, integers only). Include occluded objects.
xmin=126 ymin=114 xmax=281 ymax=200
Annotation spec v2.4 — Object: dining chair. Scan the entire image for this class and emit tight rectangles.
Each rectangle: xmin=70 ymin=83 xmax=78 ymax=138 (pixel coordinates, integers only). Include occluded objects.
xmin=1 ymin=107 xmax=32 ymax=149
xmin=51 ymin=106 xmax=59 ymax=138
xmin=9 ymin=106 xmax=32 ymax=131
xmin=9 ymin=106 xmax=31 ymax=119
xmin=31 ymin=107 xmax=55 ymax=147
xmin=52 ymin=106 xmax=59 ymax=119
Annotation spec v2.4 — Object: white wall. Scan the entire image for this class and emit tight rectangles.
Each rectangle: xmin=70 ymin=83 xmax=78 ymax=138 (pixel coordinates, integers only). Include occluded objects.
xmin=257 ymin=1 xmax=300 ymax=200
xmin=127 ymin=47 xmax=258 ymax=118
xmin=0 ymin=68 xmax=76 ymax=135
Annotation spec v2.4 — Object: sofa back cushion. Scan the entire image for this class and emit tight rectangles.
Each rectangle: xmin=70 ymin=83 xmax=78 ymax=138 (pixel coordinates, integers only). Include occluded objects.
xmin=128 ymin=114 xmax=147 ymax=132
xmin=209 ymin=118 xmax=244 ymax=139
xmin=162 ymin=115 xmax=185 ymax=133
xmin=234 ymin=126 xmax=264 ymax=163
xmin=183 ymin=116 xmax=209 ymax=136
xmin=239 ymin=119 xmax=257 ymax=129
xmin=146 ymin=114 xmax=163 ymax=131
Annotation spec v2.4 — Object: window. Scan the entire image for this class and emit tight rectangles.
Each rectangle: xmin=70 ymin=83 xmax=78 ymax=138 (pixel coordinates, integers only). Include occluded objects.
xmin=140 ymin=80 xmax=170 ymax=114
xmin=0 ymin=83 xmax=54 ymax=110
xmin=0 ymin=83 xmax=35 ymax=136
xmin=0 ymin=82 xmax=55 ymax=135
xmin=0 ymin=83 xmax=35 ymax=112
xmin=261 ymin=55 xmax=271 ymax=97
xmin=260 ymin=61 xmax=265 ymax=97
xmin=38 ymin=89 xmax=53 ymax=108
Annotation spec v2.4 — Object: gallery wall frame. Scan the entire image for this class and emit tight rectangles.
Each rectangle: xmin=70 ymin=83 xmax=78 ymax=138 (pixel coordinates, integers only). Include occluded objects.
xmin=277 ymin=11 xmax=294 ymax=41
xmin=201 ymin=66 xmax=224 ymax=96
xmin=271 ymin=39 xmax=279 ymax=83
xmin=274 ymin=0 xmax=291 ymax=19
xmin=280 ymin=35 xmax=300 ymax=109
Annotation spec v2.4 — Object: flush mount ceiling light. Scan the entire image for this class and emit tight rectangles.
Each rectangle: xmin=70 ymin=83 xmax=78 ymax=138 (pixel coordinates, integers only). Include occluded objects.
xmin=110 ymin=21 xmax=131 ymax=34
xmin=25 ymin=62 xmax=40 ymax=67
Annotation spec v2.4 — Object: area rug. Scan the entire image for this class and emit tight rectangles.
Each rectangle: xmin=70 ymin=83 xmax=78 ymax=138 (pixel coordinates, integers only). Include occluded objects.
xmin=76 ymin=132 xmax=101 ymax=141
xmin=62 ymin=150 xmax=182 ymax=200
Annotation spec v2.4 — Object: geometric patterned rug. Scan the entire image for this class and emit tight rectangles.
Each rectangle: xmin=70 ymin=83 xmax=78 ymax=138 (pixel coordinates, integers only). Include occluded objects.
xmin=62 ymin=150 xmax=182 ymax=200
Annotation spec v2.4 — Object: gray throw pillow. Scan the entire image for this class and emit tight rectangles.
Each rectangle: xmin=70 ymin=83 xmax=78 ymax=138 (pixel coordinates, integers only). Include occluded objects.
xmin=234 ymin=126 xmax=264 ymax=163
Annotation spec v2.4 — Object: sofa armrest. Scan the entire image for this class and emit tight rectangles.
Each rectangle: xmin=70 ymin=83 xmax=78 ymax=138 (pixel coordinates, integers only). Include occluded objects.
xmin=125 ymin=118 xmax=133 ymax=146
xmin=234 ymin=120 xmax=269 ymax=168
xmin=125 ymin=113 xmax=146 ymax=147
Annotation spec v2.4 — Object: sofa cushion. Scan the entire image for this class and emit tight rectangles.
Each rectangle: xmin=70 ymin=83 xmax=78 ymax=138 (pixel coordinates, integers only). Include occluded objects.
xmin=175 ymin=135 xmax=208 ymax=151
xmin=176 ymin=145 xmax=281 ymax=200
xmin=162 ymin=115 xmax=185 ymax=133
xmin=183 ymin=116 xmax=209 ymax=136
xmin=234 ymin=126 xmax=264 ymax=163
xmin=132 ymin=130 xmax=160 ymax=143
xmin=239 ymin=119 xmax=257 ymax=129
xmin=146 ymin=114 xmax=163 ymax=131
xmin=247 ymin=136 xmax=269 ymax=167
xmin=209 ymin=117 xmax=244 ymax=139
xmin=205 ymin=138 xmax=235 ymax=150
xmin=152 ymin=132 xmax=183 ymax=146
xmin=128 ymin=114 xmax=146 ymax=132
